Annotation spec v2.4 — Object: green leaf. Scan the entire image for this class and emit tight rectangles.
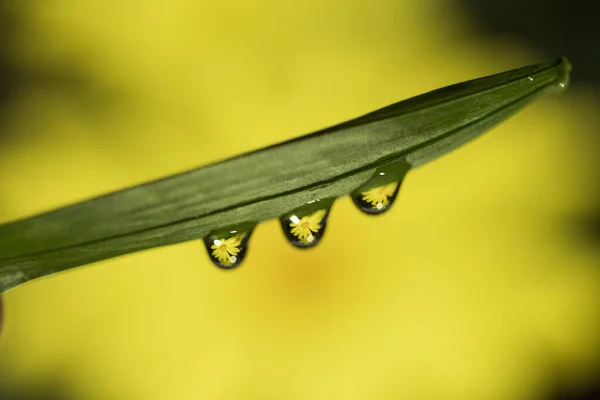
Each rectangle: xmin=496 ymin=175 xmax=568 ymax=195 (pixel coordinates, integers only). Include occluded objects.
xmin=0 ymin=57 xmax=572 ymax=293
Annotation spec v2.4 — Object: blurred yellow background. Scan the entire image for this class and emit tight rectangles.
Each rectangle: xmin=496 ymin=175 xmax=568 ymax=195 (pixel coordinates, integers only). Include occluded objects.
xmin=1 ymin=0 xmax=599 ymax=399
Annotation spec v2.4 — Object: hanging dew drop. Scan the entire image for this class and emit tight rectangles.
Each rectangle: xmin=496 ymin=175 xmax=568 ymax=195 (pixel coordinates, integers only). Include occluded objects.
xmin=351 ymin=180 xmax=402 ymax=215
xmin=349 ymin=157 xmax=408 ymax=216
xmin=203 ymin=229 xmax=253 ymax=269
xmin=280 ymin=206 xmax=332 ymax=249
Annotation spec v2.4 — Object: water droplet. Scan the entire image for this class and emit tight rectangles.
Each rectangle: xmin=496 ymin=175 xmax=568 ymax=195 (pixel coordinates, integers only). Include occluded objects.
xmin=203 ymin=229 xmax=253 ymax=269
xmin=351 ymin=180 xmax=402 ymax=215
xmin=559 ymin=82 xmax=566 ymax=88
xmin=280 ymin=207 xmax=332 ymax=249
xmin=528 ymin=77 xmax=534 ymax=81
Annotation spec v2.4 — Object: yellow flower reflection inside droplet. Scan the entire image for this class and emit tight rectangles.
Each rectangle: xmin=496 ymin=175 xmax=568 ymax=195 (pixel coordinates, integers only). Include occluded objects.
xmin=361 ymin=183 xmax=398 ymax=209
xmin=210 ymin=233 xmax=245 ymax=265
xmin=289 ymin=209 xmax=327 ymax=243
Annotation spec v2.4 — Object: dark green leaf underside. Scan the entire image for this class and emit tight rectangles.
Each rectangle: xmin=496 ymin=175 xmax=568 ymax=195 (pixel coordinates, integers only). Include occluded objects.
xmin=0 ymin=57 xmax=572 ymax=293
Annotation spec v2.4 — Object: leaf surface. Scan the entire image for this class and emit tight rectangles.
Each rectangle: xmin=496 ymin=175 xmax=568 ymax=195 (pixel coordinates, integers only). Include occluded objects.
xmin=0 ymin=57 xmax=572 ymax=292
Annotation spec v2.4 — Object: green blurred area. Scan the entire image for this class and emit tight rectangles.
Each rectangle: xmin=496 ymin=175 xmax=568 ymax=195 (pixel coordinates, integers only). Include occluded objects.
xmin=0 ymin=1 xmax=599 ymax=399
